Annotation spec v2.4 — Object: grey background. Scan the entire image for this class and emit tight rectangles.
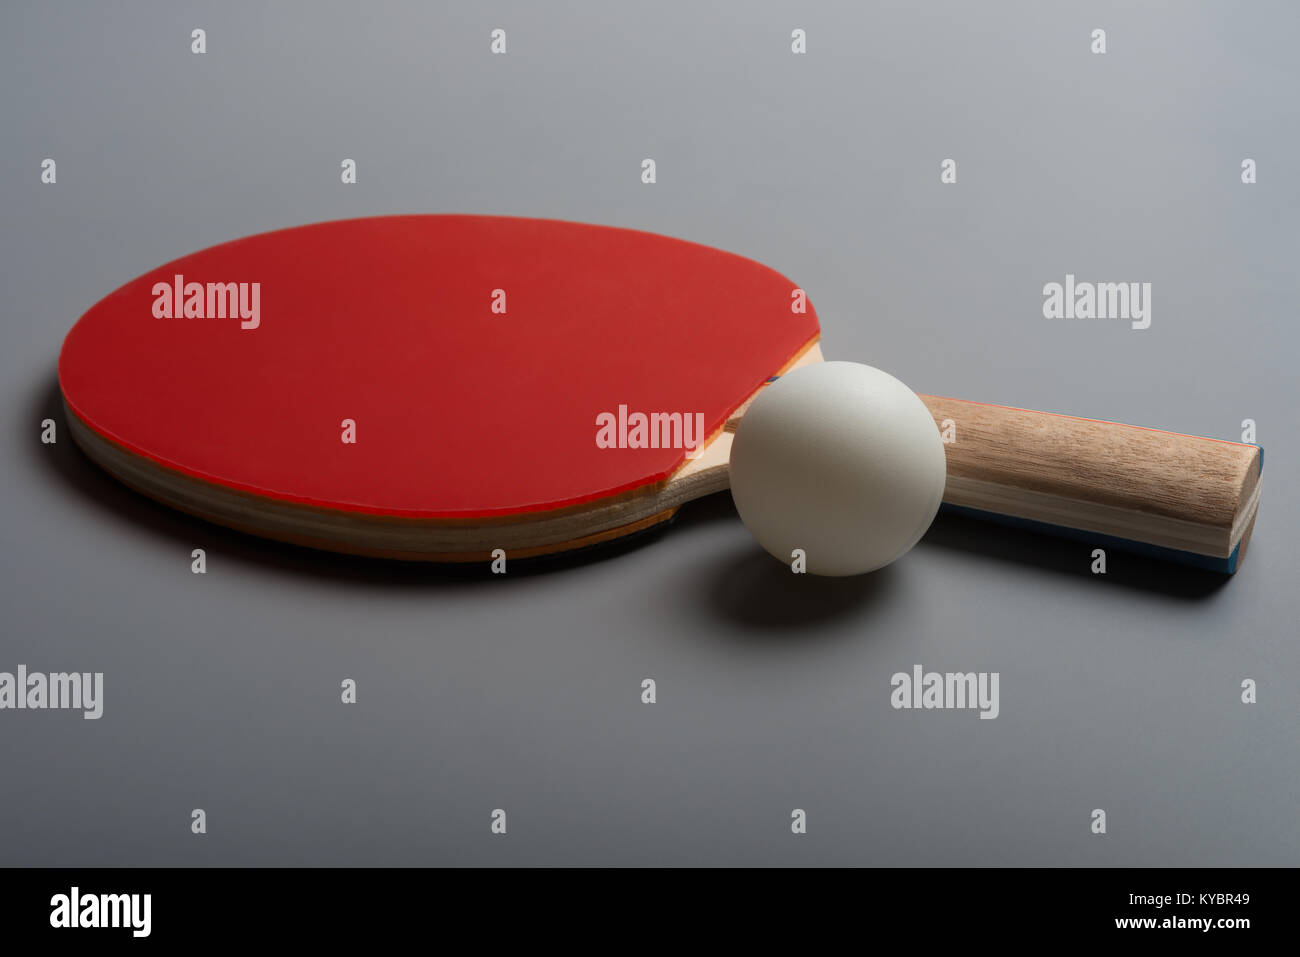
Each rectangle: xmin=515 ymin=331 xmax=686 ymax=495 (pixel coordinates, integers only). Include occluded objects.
xmin=2 ymin=0 xmax=1297 ymax=866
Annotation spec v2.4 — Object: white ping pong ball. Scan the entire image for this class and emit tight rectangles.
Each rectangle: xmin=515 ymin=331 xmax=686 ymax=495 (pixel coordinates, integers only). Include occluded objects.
xmin=728 ymin=361 xmax=947 ymax=576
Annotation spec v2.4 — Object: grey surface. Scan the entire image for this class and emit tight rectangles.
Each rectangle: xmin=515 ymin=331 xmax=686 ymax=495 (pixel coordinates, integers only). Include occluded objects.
xmin=1 ymin=0 xmax=1297 ymax=866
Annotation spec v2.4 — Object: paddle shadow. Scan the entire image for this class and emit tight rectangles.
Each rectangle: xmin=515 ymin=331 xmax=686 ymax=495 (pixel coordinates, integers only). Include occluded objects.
xmin=34 ymin=374 xmax=1238 ymax=600
xmin=921 ymin=509 xmax=1232 ymax=600
xmin=30 ymin=375 xmax=671 ymax=585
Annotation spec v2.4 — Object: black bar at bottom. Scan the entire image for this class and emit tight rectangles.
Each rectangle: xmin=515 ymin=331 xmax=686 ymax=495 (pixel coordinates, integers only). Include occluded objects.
xmin=0 ymin=867 xmax=1284 ymax=943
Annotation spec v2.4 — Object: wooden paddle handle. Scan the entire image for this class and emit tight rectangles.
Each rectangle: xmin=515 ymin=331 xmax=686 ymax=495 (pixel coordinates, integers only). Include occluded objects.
xmin=919 ymin=395 xmax=1263 ymax=565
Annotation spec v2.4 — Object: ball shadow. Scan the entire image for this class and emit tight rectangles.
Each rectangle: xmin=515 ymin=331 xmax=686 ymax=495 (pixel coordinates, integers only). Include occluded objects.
xmin=704 ymin=546 xmax=898 ymax=630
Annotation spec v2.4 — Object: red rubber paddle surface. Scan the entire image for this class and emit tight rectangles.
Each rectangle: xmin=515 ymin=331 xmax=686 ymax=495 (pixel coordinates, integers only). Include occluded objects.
xmin=59 ymin=215 xmax=819 ymax=518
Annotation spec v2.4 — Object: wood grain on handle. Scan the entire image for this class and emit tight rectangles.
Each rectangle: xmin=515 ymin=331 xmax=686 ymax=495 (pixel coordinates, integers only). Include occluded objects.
xmin=919 ymin=396 xmax=1262 ymax=563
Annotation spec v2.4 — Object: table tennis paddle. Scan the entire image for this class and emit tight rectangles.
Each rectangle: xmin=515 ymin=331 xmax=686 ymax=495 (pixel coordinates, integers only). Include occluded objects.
xmin=57 ymin=215 xmax=1263 ymax=572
